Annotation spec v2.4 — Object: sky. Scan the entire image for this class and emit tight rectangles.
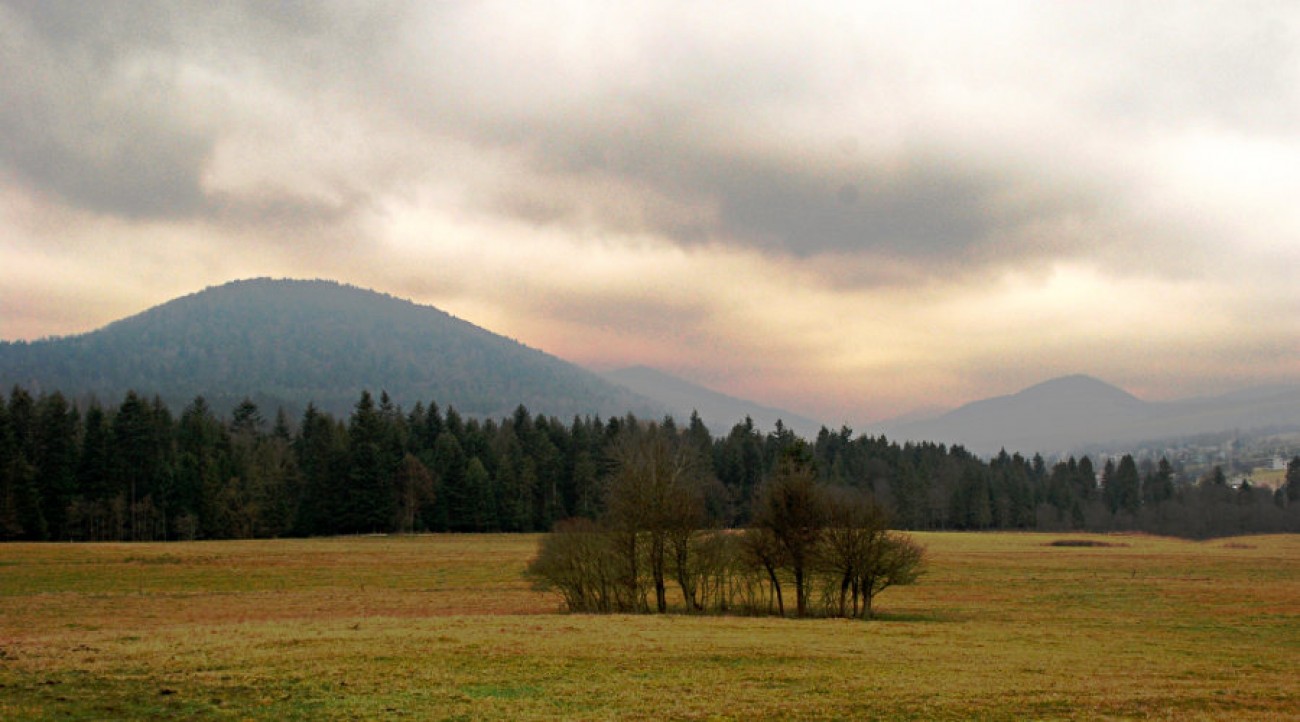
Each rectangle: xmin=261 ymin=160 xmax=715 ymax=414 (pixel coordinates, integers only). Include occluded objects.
xmin=2 ymin=1 xmax=1299 ymax=427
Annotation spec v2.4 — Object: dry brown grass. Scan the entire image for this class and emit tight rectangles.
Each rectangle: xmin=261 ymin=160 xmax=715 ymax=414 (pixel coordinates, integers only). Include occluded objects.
xmin=1 ymin=532 xmax=1297 ymax=720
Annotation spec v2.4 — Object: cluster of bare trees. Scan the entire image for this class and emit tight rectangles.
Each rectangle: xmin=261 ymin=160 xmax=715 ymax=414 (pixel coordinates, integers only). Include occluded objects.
xmin=527 ymin=424 xmax=924 ymax=618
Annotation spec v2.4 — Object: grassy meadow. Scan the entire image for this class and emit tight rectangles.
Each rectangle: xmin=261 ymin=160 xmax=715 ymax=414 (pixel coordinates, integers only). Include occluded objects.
xmin=1 ymin=532 xmax=1297 ymax=720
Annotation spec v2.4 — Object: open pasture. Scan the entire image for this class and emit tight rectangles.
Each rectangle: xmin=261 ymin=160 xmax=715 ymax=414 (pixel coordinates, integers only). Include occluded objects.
xmin=1 ymin=532 xmax=1297 ymax=720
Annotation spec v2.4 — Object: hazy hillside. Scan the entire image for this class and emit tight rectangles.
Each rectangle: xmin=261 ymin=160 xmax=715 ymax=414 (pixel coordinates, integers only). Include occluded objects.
xmin=0 ymin=278 xmax=665 ymax=420
xmin=888 ymin=374 xmax=1300 ymax=456
xmin=603 ymin=365 xmax=825 ymax=438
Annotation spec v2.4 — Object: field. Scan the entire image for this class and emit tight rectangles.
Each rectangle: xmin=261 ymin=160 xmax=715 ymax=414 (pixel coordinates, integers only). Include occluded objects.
xmin=1 ymin=533 xmax=1297 ymax=720
xmin=1249 ymin=467 xmax=1286 ymax=490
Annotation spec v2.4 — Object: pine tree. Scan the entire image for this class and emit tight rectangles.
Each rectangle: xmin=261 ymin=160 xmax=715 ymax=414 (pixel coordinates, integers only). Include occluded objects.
xmin=0 ymin=394 xmax=16 ymax=537
xmin=75 ymin=403 xmax=113 ymax=539
xmin=346 ymin=391 xmax=397 ymax=533
xmin=110 ymin=392 xmax=154 ymax=539
xmin=176 ymin=396 xmax=227 ymax=540
xmin=490 ymin=423 xmax=532 ymax=532
xmin=464 ymin=456 xmax=494 ymax=532
xmin=34 ymin=392 xmax=80 ymax=540
xmin=1143 ymin=457 xmax=1175 ymax=505
xmin=295 ymin=403 xmax=347 ymax=535
xmin=1075 ymin=457 xmax=1097 ymax=501
xmin=0 ymin=391 xmax=40 ymax=539
xmin=430 ymin=432 xmax=467 ymax=531
xmin=1108 ymin=455 xmax=1141 ymax=516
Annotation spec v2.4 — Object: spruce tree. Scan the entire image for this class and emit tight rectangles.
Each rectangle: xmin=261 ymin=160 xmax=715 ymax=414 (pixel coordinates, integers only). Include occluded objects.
xmin=346 ymin=391 xmax=396 ymax=533
xmin=431 ymin=432 xmax=467 ymax=531
xmin=295 ymin=403 xmax=346 ymax=535
xmin=34 ymin=392 xmax=79 ymax=540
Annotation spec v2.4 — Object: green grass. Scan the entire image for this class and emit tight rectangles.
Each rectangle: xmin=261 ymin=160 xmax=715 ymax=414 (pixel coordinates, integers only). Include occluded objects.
xmin=1 ymin=533 xmax=1297 ymax=720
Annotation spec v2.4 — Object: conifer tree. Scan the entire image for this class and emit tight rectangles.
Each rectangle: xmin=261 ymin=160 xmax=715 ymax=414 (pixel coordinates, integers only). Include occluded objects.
xmin=33 ymin=393 xmax=79 ymax=540
xmin=346 ymin=391 xmax=397 ymax=533
xmin=295 ymin=403 xmax=347 ymax=535
xmin=1107 ymin=454 xmax=1141 ymax=516
xmin=464 ymin=456 xmax=494 ymax=532
xmin=431 ymin=432 xmax=467 ymax=531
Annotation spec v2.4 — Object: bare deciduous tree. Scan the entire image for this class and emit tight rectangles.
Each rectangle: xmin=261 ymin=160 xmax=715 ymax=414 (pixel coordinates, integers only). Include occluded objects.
xmin=857 ymin=530 xmax=924 ymax=618
xmin=751 ymin=442 xmax=825 ymax=617
xmin=604 ymin=423 xmax=708 ymax=613
xmin=530 ymin=435 xmax=924 ymax=619
xmin=526 ymin=517 xmax=620 ymax=612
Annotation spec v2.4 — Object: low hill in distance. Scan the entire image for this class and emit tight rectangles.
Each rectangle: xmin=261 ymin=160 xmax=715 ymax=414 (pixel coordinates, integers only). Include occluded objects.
xmin=0 ymin=278 xmax=665 ymax=421
xmin=886 ymin=374 xmax=1300 ymax=456
xmin=603 ymin=365 xmax=825 ymax=439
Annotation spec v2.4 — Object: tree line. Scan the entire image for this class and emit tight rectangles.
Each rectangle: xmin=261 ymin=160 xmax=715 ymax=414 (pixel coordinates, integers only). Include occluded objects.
xmin=2 ymin=386 xmax=1299 ymax=541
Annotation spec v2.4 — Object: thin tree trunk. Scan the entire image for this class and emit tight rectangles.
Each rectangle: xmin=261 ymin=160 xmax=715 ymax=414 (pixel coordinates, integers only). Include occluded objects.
xmin=766 ymin=564 xmax=784 ymax=617
xmin=839 ymin=572 xmax=852 ymax=618
xmin=794 ymin=567 xmax=806 ymax=617
xmin=652 ymin=533 xmax=667 ymax=613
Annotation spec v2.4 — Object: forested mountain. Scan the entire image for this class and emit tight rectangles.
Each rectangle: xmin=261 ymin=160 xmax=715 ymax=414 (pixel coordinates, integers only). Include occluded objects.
xmin=603 ymin=365 xmax=824 ymax=439
xmin=3 ymin=281 xmax=1297 ymax=543
xmin=888 ymin=374 xmax=1300 ymax=456
xmin=0 ymin=279 xmax=663 ymax=421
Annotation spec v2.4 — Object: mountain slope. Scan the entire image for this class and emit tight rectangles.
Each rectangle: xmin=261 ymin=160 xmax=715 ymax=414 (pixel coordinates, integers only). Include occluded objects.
xmin=888 ymin=374 xmax=1300 ymax=455
xmin=603 ymin=365 xmax=825 ymax=438
xmin=0 ymin=278 xmax=664 ymax=420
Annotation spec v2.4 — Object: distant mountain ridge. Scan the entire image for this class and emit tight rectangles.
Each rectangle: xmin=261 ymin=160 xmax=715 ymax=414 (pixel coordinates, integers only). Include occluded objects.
xmin=0 ymin=278 xmax=665 ymax=421
xmin=603 ymin=365 xmax=825 ymax=438
xmin=887 ymin=374 xmax=1300 ymax=456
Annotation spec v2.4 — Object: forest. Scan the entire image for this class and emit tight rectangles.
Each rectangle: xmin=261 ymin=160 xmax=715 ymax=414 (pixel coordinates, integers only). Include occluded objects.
xmin=1 ymin=386 xmax=1298 ymax=542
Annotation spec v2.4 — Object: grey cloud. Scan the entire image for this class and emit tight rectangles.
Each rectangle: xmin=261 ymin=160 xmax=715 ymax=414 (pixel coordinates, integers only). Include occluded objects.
xmin=0 ymin=1 xmax=409 ymax=222
xmin=0 ymin=0 xmax=1105 ymax=265
xmin=471 ymin=110 xmax=1103 ymax=278
xmin=703 ymin=152 xmax=1078 ymax=259
xmin=2 ymin=0 xmax=1288 ymax=285
xmin=385 ymin=3 xmax=1294 ymax=284
xmin=378 ymin=10 xmax=1109 ymax=277
xmin=0 ymin=2 xmax=213 ymax=218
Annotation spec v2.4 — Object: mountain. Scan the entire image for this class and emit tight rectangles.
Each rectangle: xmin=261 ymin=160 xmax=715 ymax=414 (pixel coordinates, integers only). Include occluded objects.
xmin=603 ymin=365 xmax=825 ymax=438
xmin=887 ymin=374 xmax=1300 ymax=456
xmin=0 ymin=278 xmax=664 ymax=421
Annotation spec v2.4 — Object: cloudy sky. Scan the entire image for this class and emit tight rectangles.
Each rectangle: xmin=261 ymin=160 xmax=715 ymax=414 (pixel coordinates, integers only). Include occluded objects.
xmin=2 ymin=1 xmax=1298 ymax=426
